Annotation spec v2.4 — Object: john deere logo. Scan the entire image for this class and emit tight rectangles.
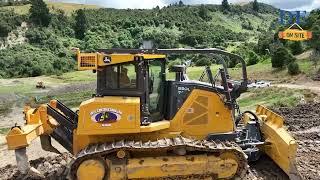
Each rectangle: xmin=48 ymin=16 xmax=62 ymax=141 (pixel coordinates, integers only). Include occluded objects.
xmin=90 ymin=108 xmax=122 ymax=124
xmin=103 ymin=56 xmax=111 ymax=63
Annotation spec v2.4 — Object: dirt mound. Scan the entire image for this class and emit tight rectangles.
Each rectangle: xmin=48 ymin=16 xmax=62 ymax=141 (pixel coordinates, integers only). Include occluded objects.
xmin=0 ymin=153 xmax=72 ymax=180
xmin=276 ymin=103 xmax=320 ymax=132
xmin=276 ymin=103 xmax=320 ymax=179
xmin=244 ymin=155 xmax=289 ymax=180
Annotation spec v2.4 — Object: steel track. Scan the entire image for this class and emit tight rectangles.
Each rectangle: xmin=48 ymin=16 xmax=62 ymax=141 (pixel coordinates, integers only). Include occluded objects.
xmin=67 ymin=136 xmax=248 ymax=180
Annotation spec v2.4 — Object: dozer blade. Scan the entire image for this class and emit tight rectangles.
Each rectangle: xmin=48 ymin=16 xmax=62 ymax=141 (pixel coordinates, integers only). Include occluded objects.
xmin=255 ymin=105 xmax=302 ymax=180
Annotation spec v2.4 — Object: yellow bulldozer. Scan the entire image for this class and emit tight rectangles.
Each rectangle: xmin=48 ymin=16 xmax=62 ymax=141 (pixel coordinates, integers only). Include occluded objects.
xmin=6 ymin=48 xmax=301 ymax=180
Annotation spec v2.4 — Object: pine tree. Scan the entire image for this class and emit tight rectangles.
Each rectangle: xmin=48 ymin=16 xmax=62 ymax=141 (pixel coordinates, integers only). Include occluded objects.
xmin=199 ymin=5 xmax=210 ymax=21
xmin=74 ymin=9 xmax=88 ymax=40
xmin=29 ymin=0 xmax=51 ymax=27
xmin=221 ymin=0 xmax=230 ymax=11
xmin=253 ymin=0 xmax=259 ymax=12
xmin=178 ymin=0 xmax=184 ymax=7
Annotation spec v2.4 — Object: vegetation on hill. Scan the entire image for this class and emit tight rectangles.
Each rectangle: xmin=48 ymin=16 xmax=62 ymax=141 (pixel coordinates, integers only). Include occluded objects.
xmin=0 ymin=9 xmax=25 ymax=37
xmin=0 ymin=0 xmax=318 ymax=79
xmin=0 ymin=0 xmax=280 ymax=78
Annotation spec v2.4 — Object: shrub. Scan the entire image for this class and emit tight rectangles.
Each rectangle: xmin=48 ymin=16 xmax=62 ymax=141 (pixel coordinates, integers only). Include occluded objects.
xmin=26 ymin=28 xmax=62 ymax=52
xmin=247 ymin=51 xmax=259 ymax=66
xmin=271 ymin=47 xmax=294 ymax=68
xmin=287 ymin=62 xmax=300 ymax=75
xmin=0 ymin=45 xmax=74 ymax=78
xmin=257 ymin=34 xmax=273 ymax=55
xmin=289 ymin=41 xmax=303 ymax=55
xmin=242 ymin=20 xmax=254 ymax=30
xmin=0 ymin=9 xmax=24 ymax=37
xmin=168 ymin=59 xmax=182 ymax=72
xmin=195 ymin=57 xmax=212 ymax=66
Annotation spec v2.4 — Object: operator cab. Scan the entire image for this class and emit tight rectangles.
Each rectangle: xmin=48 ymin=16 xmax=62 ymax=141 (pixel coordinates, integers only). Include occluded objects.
xmin=94 ymin=55 xmax=166 ymax=124
xmin=76 ymin=48 xmax=248 ymax=125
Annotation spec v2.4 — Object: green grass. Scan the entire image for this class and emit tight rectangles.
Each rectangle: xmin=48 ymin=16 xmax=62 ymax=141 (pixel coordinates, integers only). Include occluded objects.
xmin=0 ymin=127 xmax=10 ymax=134
xmin=38 ymin=90 xmax=94 ymax=108
xmin=168 ymin=58 xmax=315 ymax=83
xmin=0 ymin=71 xmax=95 ymax=95
xmin=227 ymin=59 xmax=315 ymax=82
xmin=238 ymin=87 xmax=317 ymax=111
xmin=180 ymin=58 xmax=314 ymax=82
xmin=209 ymin=12 xmax=276 ymax=35
xmin=51 ymin=71 xmax=96 ymax=83
xmin=0 ymin=1 xmax=100 ymax=15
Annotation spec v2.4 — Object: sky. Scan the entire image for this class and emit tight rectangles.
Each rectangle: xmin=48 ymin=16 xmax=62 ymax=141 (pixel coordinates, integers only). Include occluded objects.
xmin=55 ymin=0 xmax=320 ymax=11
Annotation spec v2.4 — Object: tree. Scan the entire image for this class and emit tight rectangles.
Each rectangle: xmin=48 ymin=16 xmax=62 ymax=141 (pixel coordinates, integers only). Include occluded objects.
xmin=311 ymin=50 xmax=320 ymax=68
xmin=178 ymin=0 xmax=184 ymax=6
xmin=29 ymin=0 xmax=51 ymax=27
xmin=74 ymin=9 xmax=88 ymax=40
xmin=289 ymin=41 xmax=303 ymax=55
xmin=253 ymin=0 xmax=259 ymax=12
xmin=221 ymin=0 xmax=230 ymax=11
xmin=256 ymin=34 xmax=273 ymax=55
xmin=199 ymin=5 xmax=210 ymax=21
xmin=271 ymin=47 xmax=295 ymax=68
xmin=311 ymin=24 xmax=320 ymax=51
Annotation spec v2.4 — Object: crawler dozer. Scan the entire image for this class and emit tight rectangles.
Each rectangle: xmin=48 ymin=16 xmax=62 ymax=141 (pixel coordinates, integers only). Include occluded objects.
xmin=6 ymin=48 xmax=301 ymax=179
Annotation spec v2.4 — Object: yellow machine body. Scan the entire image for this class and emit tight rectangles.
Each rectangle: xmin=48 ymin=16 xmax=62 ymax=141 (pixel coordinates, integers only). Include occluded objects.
xmin=6 ymin=49 xmax=300 ymax=180
xmin=73 ymin=89 xmax=234 ymax=155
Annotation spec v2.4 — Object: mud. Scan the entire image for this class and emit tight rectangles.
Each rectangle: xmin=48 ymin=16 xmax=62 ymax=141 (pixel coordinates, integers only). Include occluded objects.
xmin=1 ymin=103 xmax=320 ymax=180
xmin=0 ymin=153 xmax=72 ymax=180
xmin=276 ymin=103 xmax=320 ymax=180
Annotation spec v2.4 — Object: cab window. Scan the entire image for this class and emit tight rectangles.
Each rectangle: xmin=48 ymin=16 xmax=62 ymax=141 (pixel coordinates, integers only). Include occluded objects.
xmin=101 ymin=62 xmax=137 ymax=90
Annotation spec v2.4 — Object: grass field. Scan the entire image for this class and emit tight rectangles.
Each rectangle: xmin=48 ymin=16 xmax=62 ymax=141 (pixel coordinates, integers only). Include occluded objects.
xmin=0 ymin=58 xmax=315 ymax=95
xmin=238 ymin=87 xmax=317 ymax=111
xmin=0 ymin=127 xmax=10 ymax=135
xmin=38 ymin=90 xmax=94 ymax=108
xmin=227 ymin=59 xmax=315 ymax=82
xmin=0 ymin=1 xmax=100 ymax=15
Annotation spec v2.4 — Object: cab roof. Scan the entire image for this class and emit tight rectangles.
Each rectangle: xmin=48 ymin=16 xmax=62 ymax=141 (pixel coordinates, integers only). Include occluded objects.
xmin=76 ymin=50 xmax=166 ymax=71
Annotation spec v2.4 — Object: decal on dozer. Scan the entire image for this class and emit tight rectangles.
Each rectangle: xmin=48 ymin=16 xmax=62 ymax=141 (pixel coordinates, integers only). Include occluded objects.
xmin=90 ymin=108 xmax=122 ymax=124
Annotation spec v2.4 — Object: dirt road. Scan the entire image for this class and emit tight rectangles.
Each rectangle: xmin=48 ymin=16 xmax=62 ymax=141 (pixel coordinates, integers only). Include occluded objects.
xmin=275 ymin=81 xmax=320 ymax=95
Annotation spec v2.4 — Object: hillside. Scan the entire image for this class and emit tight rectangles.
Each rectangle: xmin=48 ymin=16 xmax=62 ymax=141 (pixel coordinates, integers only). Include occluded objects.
xmin=0 ymin=1 xmax=100 ymax=15
xmin=0 ymin=1 xmax=280 ymax=78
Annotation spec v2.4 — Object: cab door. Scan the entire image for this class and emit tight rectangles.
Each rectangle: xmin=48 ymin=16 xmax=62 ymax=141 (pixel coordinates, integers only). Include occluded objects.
xmin=148 ymin=59 xmax=166 ymax=122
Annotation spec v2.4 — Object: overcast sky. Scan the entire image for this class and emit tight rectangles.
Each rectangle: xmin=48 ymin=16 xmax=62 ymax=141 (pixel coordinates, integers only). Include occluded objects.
xmin=55 ymin=0 xmax=320 ymax=11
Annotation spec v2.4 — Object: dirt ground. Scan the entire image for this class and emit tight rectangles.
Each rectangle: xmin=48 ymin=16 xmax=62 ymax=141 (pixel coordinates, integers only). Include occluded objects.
xmin=276 ymin=103 xmax=320 ymax=180
xmin=0 ymin=103 xmax=320 ymax=180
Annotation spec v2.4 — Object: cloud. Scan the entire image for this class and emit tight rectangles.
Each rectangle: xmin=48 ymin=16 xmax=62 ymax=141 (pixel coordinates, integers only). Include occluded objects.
xmin=98 ymin=0 xmax=166 ymax=9
xmin=54 ymin=0 xmax=320 ymax=10
xmin=264 ymin=0 xmax=313 ymax=10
